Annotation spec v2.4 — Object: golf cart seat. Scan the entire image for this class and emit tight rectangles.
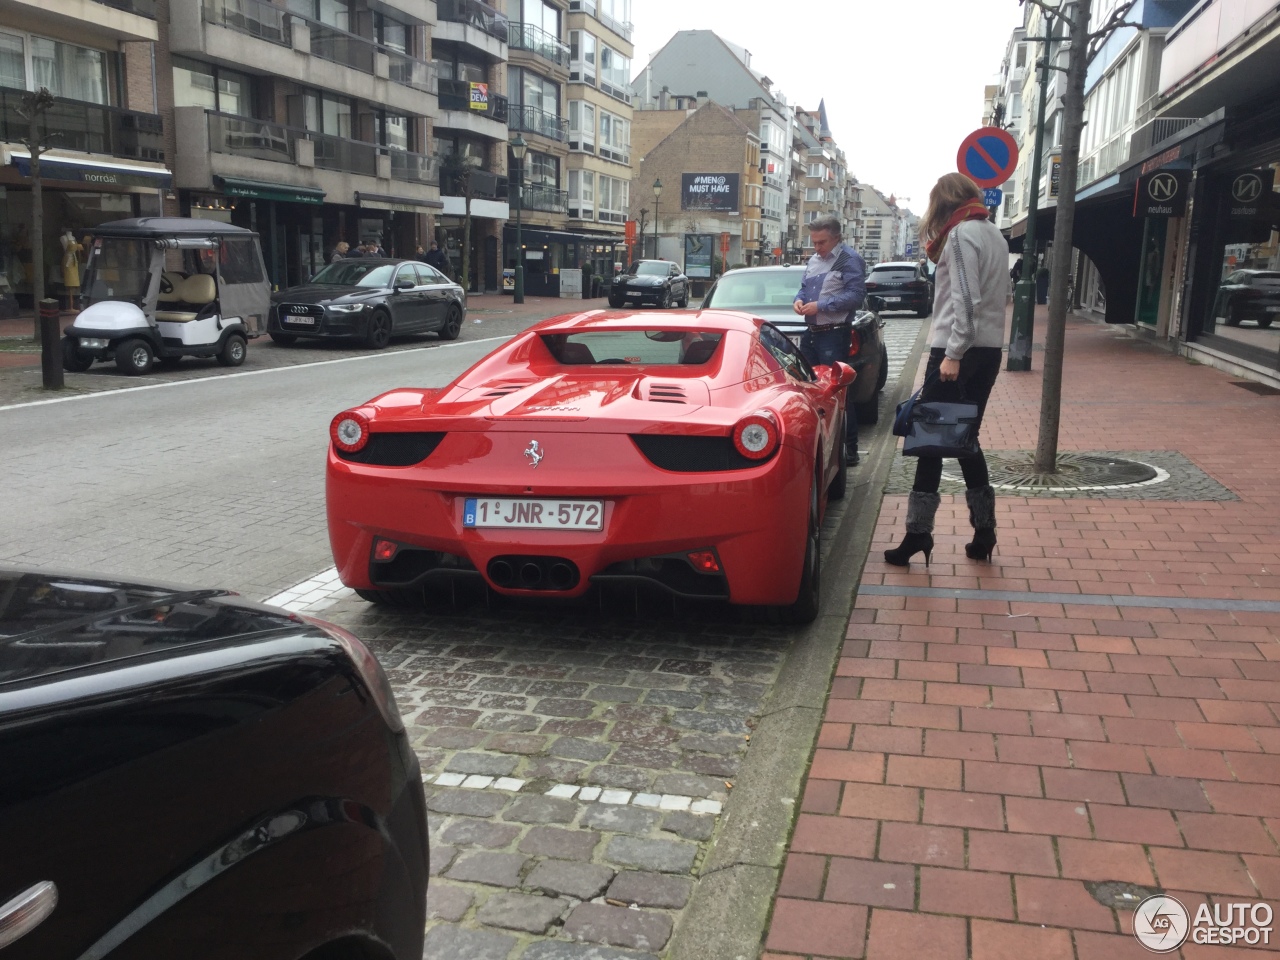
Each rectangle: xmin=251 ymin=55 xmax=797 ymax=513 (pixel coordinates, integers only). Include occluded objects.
xmin=155 ymin=274 xmax=217 ymax=322
xmin=158 ymin=271 xmax=187 ymax=303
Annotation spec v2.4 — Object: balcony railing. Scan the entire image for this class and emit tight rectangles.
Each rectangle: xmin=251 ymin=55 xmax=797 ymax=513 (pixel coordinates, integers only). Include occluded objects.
xmin=436 ymin=0 xmax=509 ymax=43
xmin=518 ymin=182 xmax=568 ymax=213
xmin=437 ymin=78 xmax=509 ymax=122
xmin=508 ymin=103 xmax=568 ymax=142
xmin=96 ymin=0 xmax=157 ymax=16
xmin=0 ymin=89 xmax=164 ymax=162
xmin=203 ymin=0 xmax=435 ymax=91
xmin=440 ymin=167 xmax=509 ymax=199
xmin=203 ymin=0 xmax=290 ymax=45
xmin=206 ymin=111 xmax=437 ymax=184
xmin=508 ymin=21 xmax=570 ymax=67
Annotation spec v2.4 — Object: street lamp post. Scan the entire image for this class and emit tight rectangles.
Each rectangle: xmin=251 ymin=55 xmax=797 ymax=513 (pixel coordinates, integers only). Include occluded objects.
xmin=1007 ymin=25 xmax=1056 ymax=372
xmin=510 ymin=135 xmax=527 ymax=304
xmin=652 ymin=178 xmax=662 ymax=258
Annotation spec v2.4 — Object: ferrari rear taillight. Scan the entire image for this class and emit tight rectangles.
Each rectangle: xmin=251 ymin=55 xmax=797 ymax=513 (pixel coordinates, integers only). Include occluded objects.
xmin=373 ymin=538 xmax=398 ymax=562
xmin=847 ymin=329 xmax=861 ymax=358
xmin=331 ymin=410 xmax=370 ymax=452
xmin=732 ymin=411 xmax=779 ymax=460
xmin=687 ymin=550 xmax=721 ymax=573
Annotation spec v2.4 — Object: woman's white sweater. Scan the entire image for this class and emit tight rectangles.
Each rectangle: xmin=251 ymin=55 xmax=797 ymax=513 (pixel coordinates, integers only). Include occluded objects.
xmin=929 ymin=217 xmax=1011 ymax=360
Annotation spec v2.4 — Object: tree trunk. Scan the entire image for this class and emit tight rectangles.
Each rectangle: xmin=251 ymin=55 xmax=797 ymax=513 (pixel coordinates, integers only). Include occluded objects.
xmin=1034 ymin=0 xmax=1092 ymax=474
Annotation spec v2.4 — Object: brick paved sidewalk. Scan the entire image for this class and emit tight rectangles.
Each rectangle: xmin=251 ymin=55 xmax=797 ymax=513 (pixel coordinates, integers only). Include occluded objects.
xmin=764 ymin=310 xmax=1280 ymax=959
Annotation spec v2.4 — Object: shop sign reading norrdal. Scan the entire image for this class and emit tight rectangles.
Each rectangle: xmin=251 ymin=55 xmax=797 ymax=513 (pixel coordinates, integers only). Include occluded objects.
xmin=681 ymin=173 xmax=740 ymax=212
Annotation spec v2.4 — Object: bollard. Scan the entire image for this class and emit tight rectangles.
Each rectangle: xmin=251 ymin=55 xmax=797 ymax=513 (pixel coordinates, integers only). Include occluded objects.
xmin=39 ymin=298 xmax=64 ymax=390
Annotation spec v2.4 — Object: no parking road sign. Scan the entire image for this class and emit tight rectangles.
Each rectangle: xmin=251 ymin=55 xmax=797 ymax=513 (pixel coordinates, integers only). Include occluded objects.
xmin=957 ymin=126 xmax=1020 ymax=190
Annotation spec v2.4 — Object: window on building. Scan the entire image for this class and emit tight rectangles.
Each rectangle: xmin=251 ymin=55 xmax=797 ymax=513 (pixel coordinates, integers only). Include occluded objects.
xmin=568 ymin=99 xmax=595 ymax=149
xmin=375 ymin=12 xmax=410 ymax=54
xmin=1015 ymin=43 xmax=1027 ymax=68
xmin=508 ymin=66 xmax=560 ymax=117
xmin=311 ymin=0 xmax=351 ymax=31
xmin=598 ymin=44 xmax=629 ymax=96
xmin=436 ymin=47 xmax=488 ymax=84
xmin=437 ymin=135 xmax=486 ymax=163
xmin=522 ymin=0 xmax=561 ymax=35
xmin=173 ymin=57 xmax=252 ymax=117
xmin=4 ymin=33 xmax=110 ymax=104
xmin=378 ymin=112 xmax=411 ymax=151
xmin=299 ymin=89 xmax=353 ymax=138
xmin=597 ymin=174 xmax=628 ymax=223
xmin=598 ymin=109 xmax=629 ymax=162
xmin=568 ymin=169 xmax=595 ymax=219
xmin=527 ymin=150 xmax=558 ymax=186
xmin=569 ymin=29 xmax=596 ymax=82
xmin=597 ymin=0 xmax=630 ymax=26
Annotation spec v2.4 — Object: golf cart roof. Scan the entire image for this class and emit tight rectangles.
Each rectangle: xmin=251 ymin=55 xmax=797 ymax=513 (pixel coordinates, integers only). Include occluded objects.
xmin=91 ymin=218 xmax=259 ymax=240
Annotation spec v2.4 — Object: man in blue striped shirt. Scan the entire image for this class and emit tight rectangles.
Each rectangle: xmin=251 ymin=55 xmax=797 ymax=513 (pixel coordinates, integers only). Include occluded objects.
xmin=793 ymin=214 xmax=867 ymax=464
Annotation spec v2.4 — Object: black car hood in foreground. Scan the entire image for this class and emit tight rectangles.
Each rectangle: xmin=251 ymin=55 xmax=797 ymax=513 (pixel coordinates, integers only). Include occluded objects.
xmin=272 ymin=284 xmax=373 ymax=305
xmin=0 ymin=569 xmax=305 ymax=688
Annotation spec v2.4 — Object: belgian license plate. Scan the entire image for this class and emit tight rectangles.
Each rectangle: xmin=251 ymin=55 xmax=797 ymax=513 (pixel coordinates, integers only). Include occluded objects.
xmin=1267 ymin=306 xmax=1280 ymax=313
xmin=883 ymin=296 xmax=901 ymax=303
xmin=464 ymin=498 xmax=604 ymax=531
xmin=287 ymin=315 xmax=316 ymax=325
xmin=787 ymin=334 xmax=804 ymax=349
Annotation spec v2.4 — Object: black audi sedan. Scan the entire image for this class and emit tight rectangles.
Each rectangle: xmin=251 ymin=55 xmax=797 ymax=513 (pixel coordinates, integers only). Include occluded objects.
xmin=270 ymin=259 xmax=466 ymax=349
xmin=609 ymin=259 xmax=690 ymax=309
xmin=700 ymin=264 xmax=889 ymax=423
xmin=0 ymin=568 xmax=427 ymax=960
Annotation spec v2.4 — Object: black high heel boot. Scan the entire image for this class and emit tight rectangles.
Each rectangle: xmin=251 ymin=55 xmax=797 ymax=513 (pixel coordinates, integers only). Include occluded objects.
xmin=964 ymin=486 xmax=997 ymax=561
xmin=884 ymin=491 xmax=939 ymax=567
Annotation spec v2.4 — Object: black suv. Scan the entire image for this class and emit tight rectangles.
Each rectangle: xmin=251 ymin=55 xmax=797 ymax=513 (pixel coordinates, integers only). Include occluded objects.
xmin=609 ymin=260 xmax=690 ymax=309
xmin=865 ymin=260 xmax=933 ymax=317
xmin=1214 ymin=269 xmax=1280 ymax=329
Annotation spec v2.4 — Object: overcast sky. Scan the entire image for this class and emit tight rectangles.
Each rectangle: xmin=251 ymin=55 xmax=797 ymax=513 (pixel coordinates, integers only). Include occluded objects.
xmin=629 ymin=0 xmax=1028 ymax=215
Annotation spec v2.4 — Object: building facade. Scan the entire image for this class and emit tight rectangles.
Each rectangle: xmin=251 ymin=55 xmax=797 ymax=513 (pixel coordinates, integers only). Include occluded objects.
xmin=1 ymin=0 xmax=170 ymax=310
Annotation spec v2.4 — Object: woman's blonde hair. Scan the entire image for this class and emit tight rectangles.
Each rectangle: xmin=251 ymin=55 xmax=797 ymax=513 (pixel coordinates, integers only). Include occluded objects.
xmin=919 ymin=173 xmax=985 ymax=246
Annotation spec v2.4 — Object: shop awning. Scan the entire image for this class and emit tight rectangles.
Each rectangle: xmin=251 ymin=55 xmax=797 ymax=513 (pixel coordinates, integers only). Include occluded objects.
xmin=9 ymin=152 xmax=171 ymax=189
xmin=357 ymin=191 xmax=443 ymax=212
xmin=216 ymin=176 xmax=324 ymax=204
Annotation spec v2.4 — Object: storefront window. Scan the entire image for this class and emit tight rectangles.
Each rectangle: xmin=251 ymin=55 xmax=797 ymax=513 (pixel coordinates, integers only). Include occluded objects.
xmin=0 ymin=31 xmax=24 ymax=90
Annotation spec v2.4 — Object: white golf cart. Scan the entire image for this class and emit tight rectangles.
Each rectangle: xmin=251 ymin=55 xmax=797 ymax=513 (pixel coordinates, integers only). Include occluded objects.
xmin=62 ymin=218 xmax=270 ymax=375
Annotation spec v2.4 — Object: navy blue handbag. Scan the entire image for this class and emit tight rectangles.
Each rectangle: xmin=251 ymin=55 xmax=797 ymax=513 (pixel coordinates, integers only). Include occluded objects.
xmin=893 ymin=372 xmax=981 ymax=458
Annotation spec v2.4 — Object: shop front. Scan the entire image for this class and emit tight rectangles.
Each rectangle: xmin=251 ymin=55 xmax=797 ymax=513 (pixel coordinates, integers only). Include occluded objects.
xmin=0 ymin=153 xmax=169 ymax=312
xmin=501 ymin=225 xmax=624 ymax=298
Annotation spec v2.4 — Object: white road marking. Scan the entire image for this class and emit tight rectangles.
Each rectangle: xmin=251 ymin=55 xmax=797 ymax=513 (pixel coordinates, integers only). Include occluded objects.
xmin=0 ymin=336 xmax=510 ymax=413
xmin=417 ymin=772 xmax=726 ymax=814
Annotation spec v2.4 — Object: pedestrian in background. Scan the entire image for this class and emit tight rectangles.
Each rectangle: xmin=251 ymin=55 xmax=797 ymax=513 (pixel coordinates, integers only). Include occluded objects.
xmin=885 ymin=172 xmax=1009 ymax=567
xmin=330 ymin=241 xmax=350 ymax=263
xmin=423 ymin=241 xmax=450 ymax=275
xmin=792 ymin=214 xmax=866 ymax=464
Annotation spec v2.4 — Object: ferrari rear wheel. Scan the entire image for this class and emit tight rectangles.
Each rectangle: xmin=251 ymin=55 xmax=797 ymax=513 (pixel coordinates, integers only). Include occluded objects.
xmin=778 ymin=471 xmax=821 ymax=625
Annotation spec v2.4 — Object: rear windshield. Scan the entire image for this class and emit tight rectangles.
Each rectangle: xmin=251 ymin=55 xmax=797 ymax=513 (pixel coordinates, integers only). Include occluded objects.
xmin=310 ymin=261 xmax=396 ymax=287
xmin=870 ymin=266 xmax=918 ymax=280
xmin=705 ymin=272 xmax=801 ymax=309
xmin=542 ymin=330 xmax=724 ymax=365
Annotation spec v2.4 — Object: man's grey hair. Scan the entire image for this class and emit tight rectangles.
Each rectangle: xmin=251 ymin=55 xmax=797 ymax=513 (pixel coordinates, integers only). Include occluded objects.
xmin=808 ymin=214 xmax=842 ymax=238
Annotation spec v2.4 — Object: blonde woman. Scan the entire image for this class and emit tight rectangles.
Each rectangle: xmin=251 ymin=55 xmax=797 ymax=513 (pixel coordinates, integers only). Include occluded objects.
xmin=885 ymin=173 xmax=1009 ymax=567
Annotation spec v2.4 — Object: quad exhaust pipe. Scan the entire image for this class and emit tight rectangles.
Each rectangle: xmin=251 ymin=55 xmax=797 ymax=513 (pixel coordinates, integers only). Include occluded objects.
xmin=488 ymin=560 xmax=514 ymax=587
xmin=486 ymin=556 xmax=579 ymax=591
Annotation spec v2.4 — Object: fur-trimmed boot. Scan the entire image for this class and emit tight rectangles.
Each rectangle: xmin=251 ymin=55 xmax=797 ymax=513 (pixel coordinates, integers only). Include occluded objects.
xmin=964 ymin=485 xmax=998 ymax=561
xmin=884 ymin=491 xmax=940 ymax=567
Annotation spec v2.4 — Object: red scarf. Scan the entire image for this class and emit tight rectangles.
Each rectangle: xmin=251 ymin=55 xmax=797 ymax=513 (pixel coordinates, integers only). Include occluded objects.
xmin=925 ymin=200 xmax=991 ymax=264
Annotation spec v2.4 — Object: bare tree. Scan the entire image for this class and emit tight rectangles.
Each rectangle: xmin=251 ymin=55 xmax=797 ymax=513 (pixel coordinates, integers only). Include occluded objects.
xmin=17 ymin=88 xmax=57 ymax=341
xmin=1021 ymin=0 xmax=1140 ymax=472
xmin=635 ymin=207 xmax=649 ymax=262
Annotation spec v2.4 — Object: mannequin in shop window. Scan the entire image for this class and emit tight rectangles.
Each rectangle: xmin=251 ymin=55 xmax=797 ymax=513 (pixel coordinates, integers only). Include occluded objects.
xmin=60 ymin=229 xmax=83 ymax=310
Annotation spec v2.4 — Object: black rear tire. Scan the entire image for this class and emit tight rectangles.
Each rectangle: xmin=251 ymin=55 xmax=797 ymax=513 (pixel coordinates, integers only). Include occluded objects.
xmin=777 ymin=471 xmax=821 ymax=625
xmin=609 ymin=296 xmax=625 ymax=308
xmin=61 ymin=337 xmax=93 ymax=372
xmin=876 ymin=344 xmax=889 ymax=392
xmin=217 ymin=333 xmax=247 ymax=367
xmin=1258 ymin=316 xmax=1274 ymax=329
xmin=678 ymin=290 xmax=689 ymax=308
xmin=659 ymin=289 xmax=672 ymax=309
xmin=439 ymin=304 xmax=463 ymax=340
xmin=115 ymin=338 xmax=154 ymax=375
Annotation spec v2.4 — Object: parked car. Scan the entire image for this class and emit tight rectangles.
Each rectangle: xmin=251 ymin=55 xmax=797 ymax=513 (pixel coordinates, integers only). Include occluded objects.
xmin=62 ymin=218 xmax=269 ymax=375
xmin=609 ymin=260 xmax=690 ymax=309
xmin=0 ymin=567 xmax=427 ymax=960
xmin=1214 ymin=269 xmax=1280 ymax=329
xmin=270 ymin=259 xmax=466 ymax=349
xmin=865 ymin=260 xmax=933 ymax=317
xmin=326 ymin=311 xmax=856 ymax=624
xmin=699 ymin=265 xmax=889 ymax=423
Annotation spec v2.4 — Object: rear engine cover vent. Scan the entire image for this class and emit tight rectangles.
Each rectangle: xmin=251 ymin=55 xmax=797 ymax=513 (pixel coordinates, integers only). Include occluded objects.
xmin=645 ymin=382 xmax=687 ymax=404
xmin=483 ymin=383 xmax=527 ymax=398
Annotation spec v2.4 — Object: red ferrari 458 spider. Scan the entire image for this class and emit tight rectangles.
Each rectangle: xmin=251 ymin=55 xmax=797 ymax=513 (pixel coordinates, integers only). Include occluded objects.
xmin=325 ymin=310 xmax=855 ymax=623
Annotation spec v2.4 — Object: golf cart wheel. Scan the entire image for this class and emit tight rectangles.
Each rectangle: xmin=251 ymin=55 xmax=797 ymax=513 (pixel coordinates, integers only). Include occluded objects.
xmin=270 ymin=332 xmax=297 ymax=345
xmin=217 ymin=334 xmax=247 ymax=367
xmin=61 ymin=338 xmax=93 ymax=372
xmin=439 ymin=304 xmax=463 ymax=340
xmin=115 ymin=338 xmax=154 ymax=375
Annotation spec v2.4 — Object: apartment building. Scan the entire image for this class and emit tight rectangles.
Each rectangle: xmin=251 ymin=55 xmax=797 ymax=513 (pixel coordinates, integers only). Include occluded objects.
xmin=1 ymin=0 xmax=170 ymax=310
xmin=564 ymin=0 xmax=633 ymax=285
